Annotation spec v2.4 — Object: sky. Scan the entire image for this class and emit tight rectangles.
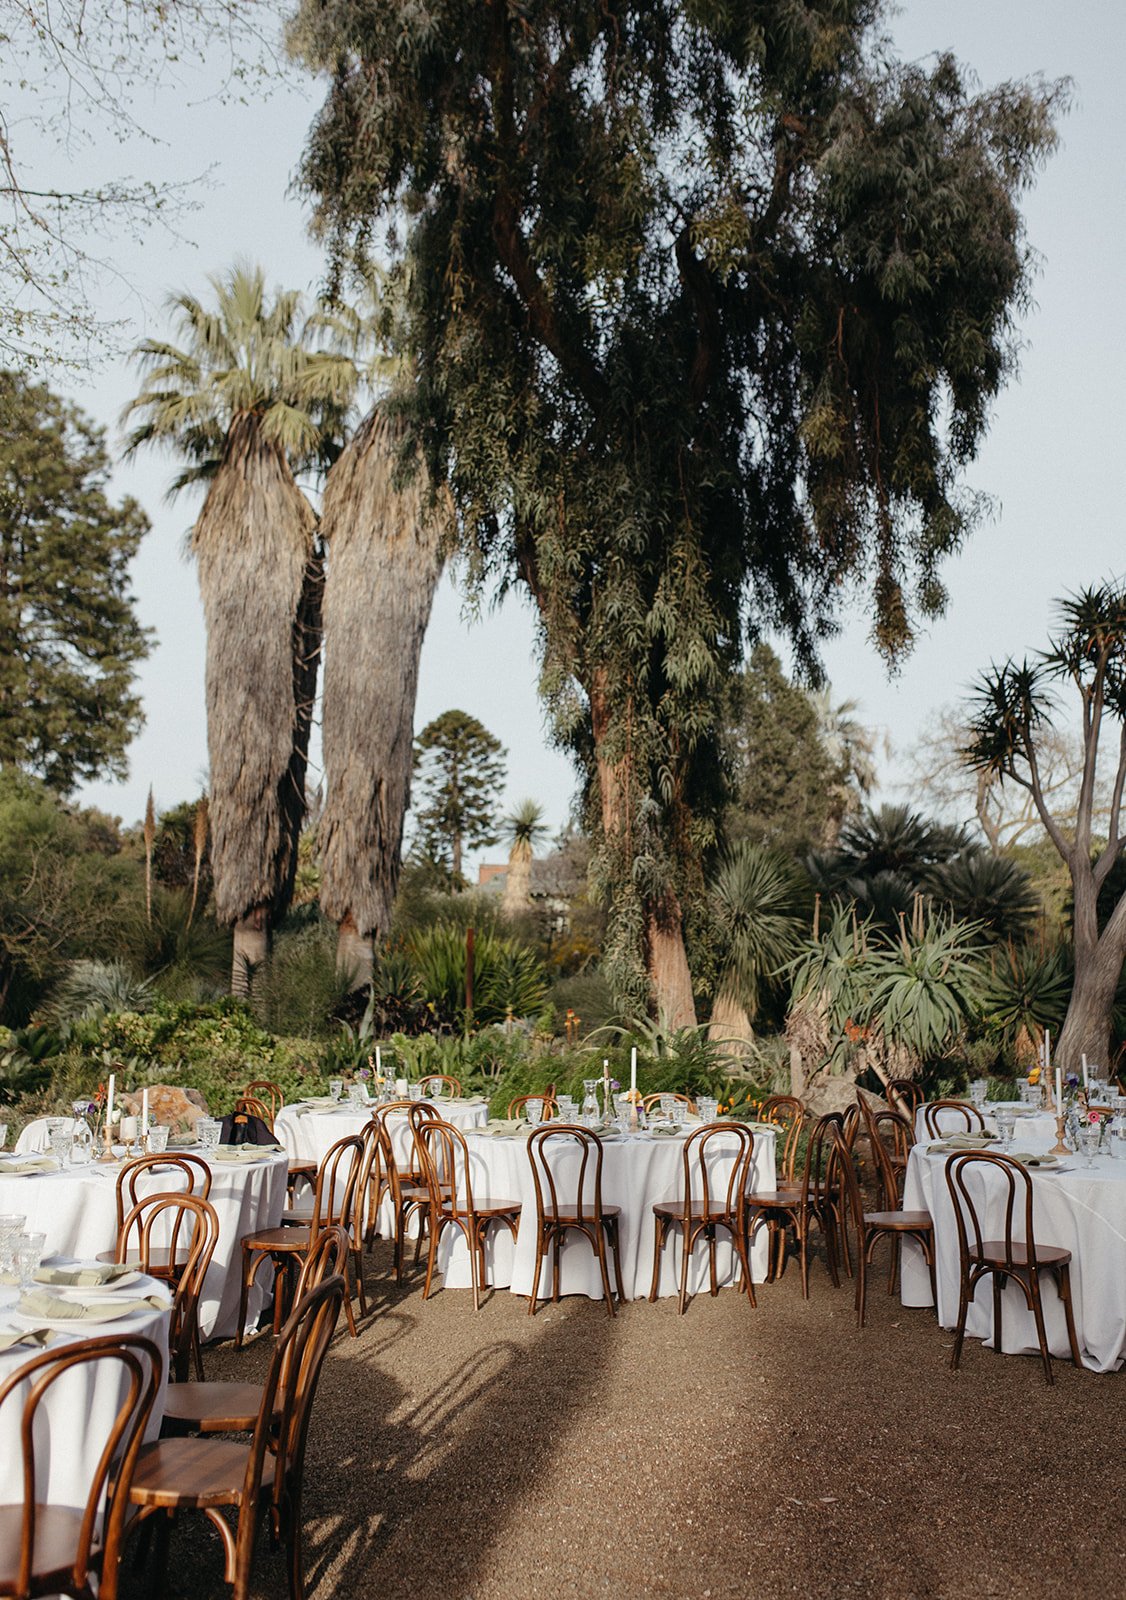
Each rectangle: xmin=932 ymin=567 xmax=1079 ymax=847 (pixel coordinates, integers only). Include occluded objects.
xmin=20 ymin=0 xmax=1126 ymax=873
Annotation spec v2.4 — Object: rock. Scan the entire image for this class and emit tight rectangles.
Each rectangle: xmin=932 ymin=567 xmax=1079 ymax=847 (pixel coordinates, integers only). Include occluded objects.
xmin=119 ymin=1085 xmax=209 ymax=1135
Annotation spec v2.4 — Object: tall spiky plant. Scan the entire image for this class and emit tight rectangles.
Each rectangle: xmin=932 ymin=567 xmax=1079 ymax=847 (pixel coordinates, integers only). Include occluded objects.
xmin=708 ymin=842 xmax=807 ymax=1045
xmin=123 ymin=263 xmax=357 ymax=990
xmin=500 ymin=800 xmax=548 ymax=918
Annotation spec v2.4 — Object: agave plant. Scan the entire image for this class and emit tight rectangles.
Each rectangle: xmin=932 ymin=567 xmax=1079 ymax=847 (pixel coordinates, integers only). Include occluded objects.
xmin=977 ymin=942 xmax=1072 ymax=1054
xmin=861 ymin=910 xmax=986 ymax=1062
xmin=42 ymin=960 xmax=155 ymax=1024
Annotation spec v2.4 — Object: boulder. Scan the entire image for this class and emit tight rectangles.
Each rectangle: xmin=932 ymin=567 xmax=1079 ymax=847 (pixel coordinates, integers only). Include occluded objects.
xmin=119 ymin=1085 xmax=209 ymax=1135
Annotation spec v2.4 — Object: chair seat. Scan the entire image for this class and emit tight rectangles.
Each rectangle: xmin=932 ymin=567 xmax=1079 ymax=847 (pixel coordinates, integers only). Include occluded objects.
xmin=0 ymin=1503 xmax=100 ymax=1589
xmin=540 ymin=1206 xmax=621 ymax=1222
xmin=744 ymin=1188 xmax=800 ymax=1208
xmin=652 ymin=1200 xmax=740 ymax=1222
xmin=439 ymin=1200 xmax=522 ymax=1221
xmin=242 ymin=1225 xmax=311 ymax=1253
xmin=129 ymin=1435 xmax=271 ymax=1510
xmin=281 ymin=1206 xmax=315 ymax=1225
xmin=864 ymin=1209 xmax=934 ymax=1230
xmin=162 ymin=1381 xmax=268 ymax=1434
xmin=971 ymin=1241 xmax=1071 ymax=1270
xmin=287 ymin=1159 xmax=317 ymax=1176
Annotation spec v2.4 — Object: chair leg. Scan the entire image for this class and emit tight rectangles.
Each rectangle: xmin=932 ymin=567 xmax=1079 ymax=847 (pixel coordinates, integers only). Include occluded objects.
xmin=992 ymin=1271 xmax=1005 ymax=1357
xmin=855 ymin=1228 xmax=870 ymax=1328
xmin=284 ymin=1483 xmax=306 ymax=1600
xmin=236 ymin=1244 xmax=252 ymax=1349
xmin=528 ymin=1228 xmax=544 ymax=1317
xmin=422 ymin=1214 xmax=441 ymax=1301
xmin=595 ymin=1225 xmax=617 ymax=1319
xmin=1057 ymin=1264 xmax=1084 ymax=1370
xmin=677 ymin=1223 xmax=691 ymax=1315
xmin=707 ymin=1225 xmax=719 ymax=1298
xmin=610 ymin=1220 xmax=626 ymax=1307
xmin=1027 ymin=1273 xmax=1054 ymax=1385
xmin=649 ymin=1217 xmax=665 ymax=1303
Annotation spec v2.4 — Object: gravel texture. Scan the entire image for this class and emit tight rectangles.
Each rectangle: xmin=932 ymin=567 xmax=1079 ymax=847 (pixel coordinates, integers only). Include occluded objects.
xmin=123 ymin=1242 xmax=1124 ymax=1600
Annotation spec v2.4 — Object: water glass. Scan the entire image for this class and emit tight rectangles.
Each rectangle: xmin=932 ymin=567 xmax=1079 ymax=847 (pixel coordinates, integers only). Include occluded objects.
xmin=555 ymin=1096 xmax=576 ymax=1119
xmin=0 ymin=1123 xmax=7 ymax=1150
xmin=995 ymin=1109 xmax=1016 ymax=1149
xmin=197 ymin=1117 xmax=221 ymax=1154
xmin=408 ymin=1084 xmax=423 ymax=1103
xmin=671 ymin=1100 xmax=687 ymax=1126
xmin=0 ymin=1215 xmax=26 ymax=1279
xmin=524 ymin=1097 xmax=544 ymax=1128
xmin=148 ymin=1124 xmax=170 ymax=1155
xmin=1109 ymin=1121 xmax=1126 ymax=1161
xmin=48 ymin=1127 xmax=73 ymax=1166
xmin=1018 ymin=1081 xmax=1040 ymax=1107
xmin=969 ymin=1079 xmax=989 ymax=1109
xmin=697 ymin=1097 xmax=718 ymax=1123
xmin=347 ymin=1083 xmax=367 ymax=1109
xmin=329 ymin=1078 xmax=344 ymax=1102
xmin=15 ymin=1231 xmax=46 ymax=1290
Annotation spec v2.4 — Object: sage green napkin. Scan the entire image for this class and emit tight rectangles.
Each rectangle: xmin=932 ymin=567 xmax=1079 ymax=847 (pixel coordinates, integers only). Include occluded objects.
xmin=33 ymin=1262 xmax=137 ymax=1288
xmin=647 ymin=1125 xmax=681 ymax=1138
xmin=0 ymin=1155 xmax=56 ymax=1175
xmin=485 ymin=1119 xmax=524 ymax=1135
xmin=211 ymin=1144 xmax=282 ymax=1162
xmin=17 ymin=1289 xmax=167 ymax=1322
xmin=0 ymin=1327 xmax=55 ymax=1352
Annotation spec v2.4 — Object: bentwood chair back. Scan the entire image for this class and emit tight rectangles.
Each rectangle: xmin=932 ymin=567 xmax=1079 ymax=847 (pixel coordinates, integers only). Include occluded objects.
xmin=857 ymin=1097 xmax=911 ymax=1209
xmin=526 ymin=1125 xmax=625 ymax=1317
xmin=922 ymin=1099 xmax=986 ymax=1138
xmin=0 ymin=1334 xmax=162 ymax=1600
xmin=507 ymin=1092 xmax=559 ymax=1121
xmin=241 ymin=1081 xmax=285 ymax=1124
xmin=641 ymin=1092 xmax=698 ymax=1117
xmin=756 ymin=1096 xmax=806 ymax=1181
xmin=233 ymin=1096 xmax=274 ymax=1133
xmin=372 ymin=1101 xmax=441 ymax=1279
xmin=943 ymin=1150 xmax=1082 ymax=1383
xmin=649 ymin=1122 xmax=757 ymax=1312
xmin=886 ymin=1079 xmax=924 ymax=1117
xmin=418 ymin=1074 xmax=463 ymax=1099
xmin=115 ymin=1154 xmax=212 ymax=1245
xmin=414 ymin=1118 xmax=520 ymax=1310
xmin=116 ymin=1191 xmax=219 ymax=1382
xmin=126 ymin=1276 xmax=345 ymax=1600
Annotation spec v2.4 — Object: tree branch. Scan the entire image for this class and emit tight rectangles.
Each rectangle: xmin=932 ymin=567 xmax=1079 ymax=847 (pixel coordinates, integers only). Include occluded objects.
xmin=675 ymin=225 xmax=722 ymax=407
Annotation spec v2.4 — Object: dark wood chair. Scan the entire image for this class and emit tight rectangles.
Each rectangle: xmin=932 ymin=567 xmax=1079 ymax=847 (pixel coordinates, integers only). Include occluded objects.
xmin=848 ymin=1100 xmax=936 ymax=1322
xmin=122 ymin=1275 xmax=345 ymax=1600
xmin=419 ymin=1073 xmax=463 ymax=1098
xmin=944 ymin=1150 xmax=1082 ymax=1384
xmin=114 ymin=1192 xmax=219 ymax=1381
xmin=744 ymin=1112 xmax=846 ymax=1295
xmin=886 ymin=1079 xmax=924 ymax=1118
xmin=922 ymin=1099 xmax=987 ymax=1138
xmin=756 ymin=1095 xmax=806 ymax=1181
xmin=0 ymin=1333 xmax=162 ymax=1600
xmin=242 ymin=1081 xmax=284 ymax=1123
xmin=369 ymin=1100 xmax=441 ymax=1279
xmin=507 ymin=1091 xmax=558 ymax=1121
xmin=236 ymin=1135 xmax=364 ymax=1345
xmin=649 ymin=1122 xmax=757 ymax=1312
xmin=864 ymin=1101 xmax=915 ymax=1201
xmin=414 ymin=1119 xmax=521 ymax=1310
xmin=162 ymin=1227 xmax=351 ymax=1437
xmin=641 ymin=1091 xmax=698 ymax=1117
xmin=102 ymin=1155 xmax=213 ymax=1286
xmin=526 ymin=1125 xmax=625 ymax=1318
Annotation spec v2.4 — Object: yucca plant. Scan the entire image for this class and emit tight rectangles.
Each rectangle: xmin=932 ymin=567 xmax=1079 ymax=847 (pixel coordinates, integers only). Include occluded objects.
xmin=862 ymin=907 xmax=986 ymax=1063
xmin=41 ymin=960 xmax=155 ymax=1024
xmin=978 ymin=941 xmax=1072 ymax=1060
xmin=406 ymin=923 xmax=548 ymax=1029
xmin=708 ymin=842 xmax=808 ymax=1040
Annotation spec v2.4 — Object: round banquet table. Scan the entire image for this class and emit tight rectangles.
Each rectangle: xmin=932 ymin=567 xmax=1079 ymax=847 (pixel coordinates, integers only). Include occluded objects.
xmin=900 ymin=1139 xmax=1126 ymax=1372
xmin=424 ymin=1123 xmax=777 ymax=1303
xmin=914 ymin=1100 xmax=1057 ymax=1146
xmin=0 ymin=1149 xmax=287 ymax=1341
xmin=275 ymin=1096 xmax=489 ymax=1167
xmin=0 ymin=1275 xmax=170 ymax=1509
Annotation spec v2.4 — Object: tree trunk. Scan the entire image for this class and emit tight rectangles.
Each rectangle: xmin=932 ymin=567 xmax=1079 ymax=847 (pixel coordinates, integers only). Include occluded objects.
xmin=232 ymin=905 xmax=269 ymax=996
xmin=336 ymin=914 xmax=373 ymax=990
xmin=708 ymin=991 xmax=753 ymax=1055
xmin=645 ymin=888 xmax=696 ymax=1029
xmin=502 ymin=847 xmax=533 ymax=916
xmin=1057 ymin=867 xmax=1126 ymax=1073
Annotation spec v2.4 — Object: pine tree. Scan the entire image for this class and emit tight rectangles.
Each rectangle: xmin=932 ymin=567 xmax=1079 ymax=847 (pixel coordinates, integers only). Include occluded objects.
xmin=412 ymin=711 xmax=507 ymax=890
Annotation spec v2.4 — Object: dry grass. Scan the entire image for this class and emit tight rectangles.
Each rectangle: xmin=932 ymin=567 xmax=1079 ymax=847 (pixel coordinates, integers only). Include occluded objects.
xmin=126 ymin=1242 xmax=1123 ymax=1600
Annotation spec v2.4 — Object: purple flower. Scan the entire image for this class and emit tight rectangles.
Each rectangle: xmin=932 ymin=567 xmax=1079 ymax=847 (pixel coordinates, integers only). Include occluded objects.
xmin=1066 ymin=1073 xmax=1080 ymax=1088
xmin=610 ymin=1078 xmax=620 ymax=1091
xmin=358 ymin=1067 xmax=371 ymax=1080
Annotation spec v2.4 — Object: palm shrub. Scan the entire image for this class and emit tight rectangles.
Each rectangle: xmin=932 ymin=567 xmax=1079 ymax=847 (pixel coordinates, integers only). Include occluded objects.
xmin=977 ymin=941 xmax=1072 ymax=1064
xmin=40 ymin=960 xmax=155 ymax=1023
xmin=925 ymin=852 xmax=1039 ymax=943
xmin=708 ymin=842 xmax=808 ymax=1038
xmin=405 ymin=923 xmax=548 ymax=1028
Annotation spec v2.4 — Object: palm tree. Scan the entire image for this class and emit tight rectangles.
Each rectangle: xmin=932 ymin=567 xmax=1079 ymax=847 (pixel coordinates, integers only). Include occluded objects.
xmin=499 ymin=800 xmax=548 ymax=918
xmin=317 ymin=403 xmax=448 ymax=984
xmin=708 ymin=841 xmax=808 ymax=1045
xmin=123 ymin=263 xmax=356 ymax=990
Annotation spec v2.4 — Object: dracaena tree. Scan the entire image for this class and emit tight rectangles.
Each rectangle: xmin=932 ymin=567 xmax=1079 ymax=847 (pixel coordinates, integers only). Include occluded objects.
xmin=963 ymin=582 xmax=1126 ymax=1071
xmin=290 ymin=0 xmax=1061 ymax=1023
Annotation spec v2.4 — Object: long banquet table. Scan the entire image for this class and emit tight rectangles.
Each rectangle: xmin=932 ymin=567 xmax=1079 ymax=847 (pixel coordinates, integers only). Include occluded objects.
xmin=275 ymin=1096 xmax=489 ymax=1168
xmin=0 ymin=1148 xmax=288 ymax=1340
xmin=428 ymin=1123 xmax=778 ymax=1303
xmin=900 ymin=1138 xmax=1126 ymax=1372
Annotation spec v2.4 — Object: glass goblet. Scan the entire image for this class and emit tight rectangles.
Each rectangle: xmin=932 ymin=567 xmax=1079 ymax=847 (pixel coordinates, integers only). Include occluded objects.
xmin=524 ymin=1098 xmax=544 ymax=1128
xmin=196 ymin=1117 xmax=221 ymax=1154
xmin=994 ymin=1109 xmax=1016 ymax=1150
xmin=148 ymin=1125 xmax=170 ymax=1155
xmin=15 ymin=1230 xmax=46 ymax=1290
xmin=329 ymin=1078 xmax=344 ymax=1102
xmin=1080 ymin=1125 xmax=1101 ymax=1168
xmin=48 ymin=1127 xmax=73 ymax=1166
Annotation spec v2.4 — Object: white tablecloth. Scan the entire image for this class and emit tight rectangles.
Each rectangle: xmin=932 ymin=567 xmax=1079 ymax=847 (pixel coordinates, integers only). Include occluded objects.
xmin=275 ymin=1098 xmax=489 ymax=1166
xmin=901 ymin=1141 xmax=1126 ymax=1372
xmin=0 ymin=1276 xmax=170 ymax=1508
xmin=914 ymin=1101 xmax=1057 ymax=1145
xmin=0 ymin=1151 xmax=287 ymax=1341
xmin=424 ymin=1124 xmax=777 ymax=1303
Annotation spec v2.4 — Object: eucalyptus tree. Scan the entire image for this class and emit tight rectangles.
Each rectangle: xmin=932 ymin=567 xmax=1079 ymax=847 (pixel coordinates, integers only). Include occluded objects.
xmin=964 ymin=582 xmax=1126 ymax=1070
xmin=123 ymin=263 xmax=357 ymax=990
xmin=291 ymin=0 xmax=1061 ymax=1023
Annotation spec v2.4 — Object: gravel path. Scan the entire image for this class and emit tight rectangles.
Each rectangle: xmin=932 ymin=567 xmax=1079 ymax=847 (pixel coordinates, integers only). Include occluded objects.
xmin=124 ymin=1243 xmax=1123 ymax=1600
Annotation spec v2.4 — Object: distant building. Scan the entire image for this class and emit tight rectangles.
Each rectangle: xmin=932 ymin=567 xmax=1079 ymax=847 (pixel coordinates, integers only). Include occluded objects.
xmin=477 ymin=848 xmax=585 ymax=935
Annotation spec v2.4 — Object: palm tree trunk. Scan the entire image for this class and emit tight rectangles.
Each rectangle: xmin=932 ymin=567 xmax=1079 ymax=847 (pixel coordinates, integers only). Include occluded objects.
xmin=192 ymin=414 xmax=318 ymax=991
xmin=708 ymin=990 xmax=753 ymax=1054
xmin=318 ymin=409 xmax=446 ymax=983
xmin=502 ymin=847 xmax=533 ymax=916
xmin=232 ymin=905 xmax=269 ymax=995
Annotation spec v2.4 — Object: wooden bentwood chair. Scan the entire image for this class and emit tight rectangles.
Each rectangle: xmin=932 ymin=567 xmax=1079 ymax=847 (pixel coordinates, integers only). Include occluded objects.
xmin=242 ymin=1081 xmax=285 ymax=1124
xmin=418 ymin=1074 xmax=463 ymax=1099
xmin=527 ymin=1125 xmax=626 ymax=1318
xmin=236 ymin=1135 xmax=364 ymax=1345
xmin=641 ymin=1092 xmax=698 ymax=1118
xmin=922 ymin=1099 xmax=987 ymax=1139
xmin=114 ymin=1192 xmax=220 ymax=1382
xmin=944 ymin=1150 xmax=1082 ymax=1384
xmin=414 ymin=1119 xmax=521 ymax=1310
xmin=0 ymin=1334 xmax=162 ymax=1600
xmin=122 ymin=1275 xmax=345 ymax=1600
xmin=649 ymin=1123 xmax=757 ymax=1313
xmin=365 ymin=1101 xmax=442 ymax=1277
xmin=507 ymin=1092 xmax=558 ymax=1121
xmin=744 ymin=1112 xmax=847 ymax=1295
xmin=886 ymin=1078 xmax=924 ymax=1118
xmin=845 ymin=1100 xmax=936 ymax=1324
xmin=102 ymin=1155 xmax=213 ymax=1286
xmin=755 ymin=1096 xmax=806 ymax=1181
xmin=163 ymin=1227 xmax=350 ymax=1438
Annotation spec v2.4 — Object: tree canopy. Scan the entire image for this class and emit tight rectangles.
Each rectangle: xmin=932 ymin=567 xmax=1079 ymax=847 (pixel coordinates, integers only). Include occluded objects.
xmin=412 ymin=710 xmax=507 ymax=890
xmin=291 ymin=0 xmax=1061 ymax=1020
xmin=0 ymin=369 xmax=151 ymax=793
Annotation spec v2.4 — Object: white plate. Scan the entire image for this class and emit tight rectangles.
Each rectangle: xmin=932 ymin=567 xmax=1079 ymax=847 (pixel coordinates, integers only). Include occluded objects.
xmin=47 ymin=1274 xmax=147 ymax=1298
xmin=11 ymin=1303 xmax=159 ymax=1330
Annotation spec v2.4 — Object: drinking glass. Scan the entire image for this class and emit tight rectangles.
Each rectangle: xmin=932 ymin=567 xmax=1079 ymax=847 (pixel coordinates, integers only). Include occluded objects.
xmin=0 ymin=1123 xmax=7 ymax=1150
xmin=555 ymin=1096 xmax=576 ymax=1119
xmin=197 ymin=1117 xmax=221 ymax=1154
xmin=525 ymin=1098 xmax=544 ymax=1128
xmin=1080 ymin=1125 xmax=1101 ymax=1168
xmin=329 ymin=1078 xmax=344 ymax=1102
xmin=408 ymin=1084 xmax=423 ymax=1103
xmin=0 ymin=1215 xmax=26 ymax=1280
xmin=969 ymin=1079 xmax=989 ymax=1109
xmin=15 ymin=1231 xmax=46 ymax=1290
xmin=148 ymin=1124 xmax=170 ymax=1155
xmin=994 ymin=1109 xmax=1016 ymax=1150
xmin=348 ymin=1083 xmax=367 ymax=1109
xmin=1109 ymin=1120 xmax=1126 ymax=1161
xmin=671 ymin=1100 xmax=687 ymax=1126
xmin=48 ymin=1127 xmax=73 ymax=1166
xmin=697 ymin=1097 xmax=719 ymax=1123
xmin=1018 ymin=1081 xmax=1040 ymax=1107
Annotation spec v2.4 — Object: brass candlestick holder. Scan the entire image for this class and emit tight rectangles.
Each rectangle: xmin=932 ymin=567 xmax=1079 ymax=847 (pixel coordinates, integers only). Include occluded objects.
xmin=96 ymin=1123 xmax=117 ymax=1163
xmin=1049 ymin=1113 xmax=1071 ymax=1157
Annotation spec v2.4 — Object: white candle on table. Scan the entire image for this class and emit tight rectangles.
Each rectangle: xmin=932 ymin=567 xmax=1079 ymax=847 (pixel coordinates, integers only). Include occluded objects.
xmin=1045 ymin=1029 xmax=1051 ymax=1070
xmin=375 ymin=1045 xmax=382 ymax=1076
xmin=106 ymin=1073 xmax=115 ymax=1127
xmin=142 ymin=1087 xmax=149 ymax=1132
xmin=1056 ymin=1067 xmax=1063 ymax=1119
xmin=630 ymin=1046 xmax=637 ymax=1098
xmin=1082 ymin=1054 xmax=1089 ymax=1091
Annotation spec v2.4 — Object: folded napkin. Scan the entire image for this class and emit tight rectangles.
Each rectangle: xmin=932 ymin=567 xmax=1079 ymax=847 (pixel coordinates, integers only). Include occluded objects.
xmin=33 ymin=1262 xmax=137 ymax=1288
xmin=485 ymin=1119 xmax=524 ymax=1135
xmin=167 ymin=1134 xmax=200 ymax=1150
xmin=1009 ymin=1151 xmax=1059 ymax=1168
xmin=0 ymin=1155 xmax=56 ymax=1175
xmin=210 ymin=1144 xmax=282 ymax=1161
xmin=17 ymin=1289 xmax=167 ymax=1322
xmin=647 ymin=1125 xmax=681 ymax=1138
xmin=0 ymin=1328 xmax=55 ymax=1352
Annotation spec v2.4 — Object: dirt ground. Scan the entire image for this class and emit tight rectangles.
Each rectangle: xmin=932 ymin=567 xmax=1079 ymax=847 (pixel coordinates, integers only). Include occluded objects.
xmin=123 ymin=1241 xmax=1124 ymax=1600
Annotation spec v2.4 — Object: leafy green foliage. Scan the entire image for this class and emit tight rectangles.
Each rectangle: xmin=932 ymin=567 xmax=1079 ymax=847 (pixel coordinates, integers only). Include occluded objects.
xmin=925 ymin=851 xmax=1039 ymax=943
xmin=710 ymin=841 xmax=809 ymax=1022
xmin=41 ymin=961 xmax=155 ymax=1024
xmin=411 ymin=711 xmax=507 ymax=889
xmin=0 ymin=371 xmax=151 ymax=792
xmin=977 ymin=943 xmax=1072 ymax=1048
xmin=405 ymin=923 xmax=547 ymax=1028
